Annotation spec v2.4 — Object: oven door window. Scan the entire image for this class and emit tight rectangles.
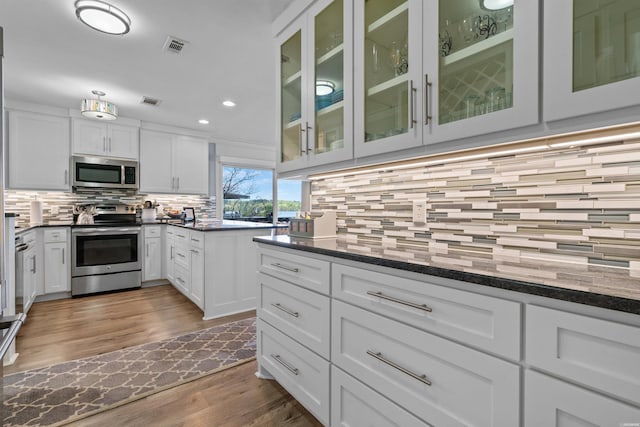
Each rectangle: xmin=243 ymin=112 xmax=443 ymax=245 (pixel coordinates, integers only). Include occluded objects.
xmin=76 ymin=163 xmax=122 ymax=185
xmin=75 ymin=234 xmax=138 ymax=266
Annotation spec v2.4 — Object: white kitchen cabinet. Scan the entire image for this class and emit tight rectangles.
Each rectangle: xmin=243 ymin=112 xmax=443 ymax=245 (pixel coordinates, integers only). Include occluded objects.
xmin=526 ymin=304 xmax=640 ymax=405
xmin=139 ymin=129 xmax=208 ymax=194
xmin=189 ymin=243 xmax=204 ymax=309
xmin=422 ymin=0 xmax=539 ymax=144
xmin=544 ymin=0 xmax=640 ymax=121
xmin=524 ymin=370 xmax=640 ymax=427
xmin=143 ymin=226 xmax=163 ymax=281
xmin=332 ymin=300 xmax=520 ymax=427
xmin=43 ymin=228 xmax=69 ymax=294
xmin=7 ymin=110 xmax=70 ymax=191
xmin=19 ymin=230 xmax=39 ymax=313
xmin=257 ymin=319 xmax=330 ymax=425
xmin=165 ymin=227 xmax=176 ymax=284
xmin=331 ymin=367 xmax=428 ymax=427
xmin=277 ymin=0 xmax=353 ymax=172
xmin=72 ymin=119 xmax=139 ymax=159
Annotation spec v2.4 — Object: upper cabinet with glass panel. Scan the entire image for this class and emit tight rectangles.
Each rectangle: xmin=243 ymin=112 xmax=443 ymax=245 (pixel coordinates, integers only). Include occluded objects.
xmin=422 ymin=0 xmax=539 ymax=144
xmin=277 ymin=0 xmax=353 ymax=173
xmin=544 ymin=0 xmax=640 ymax=121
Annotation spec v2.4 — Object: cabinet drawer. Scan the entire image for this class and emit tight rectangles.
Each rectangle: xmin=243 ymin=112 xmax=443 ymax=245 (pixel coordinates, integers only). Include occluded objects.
xmin=258 ymin=247 xmax=330 ymax=294
xmin=526 ymin=305 xmax=640 ymax=405
xmin=173 ymin=228 xmax=189 ymax=242
xmin=331 ymin=367 xmax=427 ymax=427
xmin=333 ymin=263 xmax=521 ymax=360
xmin=44 ymin=228 xmax=67 ymax=243
xmin=524 ymin=370 xmax=640 ymax=427
xmin=189 ymin=231 xmax=204 ymax=249
xmin=174 ymin=245 xmax=190 ymax=269
xmin=174 ymin=264 xmax=190 ymax=294
xmin=257 ymin=319 xmax=329 ymax=425
xmin=332 ymin=300 xmax=520 ymax=427
xmin=258 ymin=272 xmax=330 ymax=359
xmin=144 ymin=225 xmax=161 ymax=238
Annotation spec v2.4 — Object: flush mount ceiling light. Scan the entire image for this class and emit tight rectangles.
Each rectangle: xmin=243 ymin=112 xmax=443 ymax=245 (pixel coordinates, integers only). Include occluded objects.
xmin=222 ymin=100 xmax=236 ymax=107
xmin=481 ymin=0 xmax=513 ymax=10
xmin=198 ymin=119 xmax=210 ymax=125
xmin=75 ymin=0 xmax=131 ymax=35
xmin=316 ymin=81 xmax=335 ymax=96
xmin=81 ymin=90 xmax=118 ymax=120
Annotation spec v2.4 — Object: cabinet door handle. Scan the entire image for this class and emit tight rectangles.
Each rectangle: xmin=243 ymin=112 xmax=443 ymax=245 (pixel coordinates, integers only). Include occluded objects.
xmin=103 ymin=136 xmax=107 ymax=152
xmin=62 ymin=248 xmax=65 ymax=265
xmin=424 ymin=74 xmax=432 ymax=125
xmin=367 ymin=350 xmax=432 ymax=386
xmin=109 ymin=137 xmax=112 ymax=152
xmin=176 ymin=177 xmax=180 ymax=190
xmin=64 ymin=169 xmax=68 ymax=185
xmin=271 ymin=303 xmax=299 ymax=318
xmin=299 ymin=125 xmax=306 ymax=155
xmin=306 ymin=122 xmax=312 ymax=154
xmin=32 ymin=256 xmax=36 ymax=274
xmin=146 ymin=243 xmax=150 ymax=257
xmin=270 ymin=262 xmax=299 ymax=273
xmin=170 ymin=247 xmax=174 ymax=260
xmin=410 ymin=80 xmax=417 ymax=129
xmin=270 ymin=353 xmax=299 ymax=375
xmin=191 ymin=249 xmax=199 ymax=254
xmin=177 ymin=253 xmax=185 ymax=258
xmin=367 ymin=291 xmax=432 ymax=313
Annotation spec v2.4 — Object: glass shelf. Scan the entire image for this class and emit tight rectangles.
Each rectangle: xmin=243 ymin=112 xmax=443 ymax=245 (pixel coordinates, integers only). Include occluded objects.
xmin=317 ymin=44 xmax=343 ymax=65
xmin=442 ymin=28 xmax=514 ymax=66
xmin=282 ymin=71 xmax=301 ymax=87
xmin=368 ymin=74 xmax=408 ymax=97
xmin=368 ymin=3 xmax=408 ymax=33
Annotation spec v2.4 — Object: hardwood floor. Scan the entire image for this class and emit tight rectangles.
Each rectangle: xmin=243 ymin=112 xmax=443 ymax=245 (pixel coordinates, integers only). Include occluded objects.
xmin=5 ymin=285 xmax=322 ymax=427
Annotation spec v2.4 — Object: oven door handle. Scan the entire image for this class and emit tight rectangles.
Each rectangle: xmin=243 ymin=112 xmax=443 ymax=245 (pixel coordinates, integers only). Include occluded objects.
xmin=72 ymin=227 xmax=141 ymax=235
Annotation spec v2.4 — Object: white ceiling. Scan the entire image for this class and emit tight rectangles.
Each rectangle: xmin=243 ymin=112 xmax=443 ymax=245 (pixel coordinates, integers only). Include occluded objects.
xmin=0 ymin=0 xmax=294 ymax=147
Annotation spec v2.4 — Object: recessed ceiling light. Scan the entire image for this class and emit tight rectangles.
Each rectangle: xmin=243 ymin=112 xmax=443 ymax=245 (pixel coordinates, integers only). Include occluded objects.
xmin=222 ymin=100 xmax=236 ymax=107
xmin=198 ymin=119 xmax=210 ymax=125
xmin=75 ymin=0 xmax=131 ymax=35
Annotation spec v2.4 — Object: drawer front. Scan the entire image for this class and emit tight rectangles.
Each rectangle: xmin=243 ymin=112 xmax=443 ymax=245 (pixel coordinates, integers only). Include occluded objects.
xmin=332 ymin=263 xmax=521 ymax=360
xmin=174 ymin=264 xmax=190 ymax=294
xmin=526 ymin=305 xmax=640 ymax=405
xmin=258 ymin=272 xmax=330 ymax=359
xmin=257 ymin=247 xmax=330 ymax=294
xmin=525 ymin=370 xmax=640 ymax=427
xmin=332 ymin=300 xmax=520 ymax=427
xmin=173 ymin=228 xmax=188 ymax=243
xmin=331 ymin=367 xmax=427 ymax=427
xmin=189 ymin=231 xmax=204 ymax=249
xmin=258 ymin=319 xmax=329 ymax=425
xmin=144 ymin=225 xmax=161 ymax=238
xmin=174 ymin=245 xmax=190 ymax=270
xmin=44 ymin=228 xmax=67 ymax=243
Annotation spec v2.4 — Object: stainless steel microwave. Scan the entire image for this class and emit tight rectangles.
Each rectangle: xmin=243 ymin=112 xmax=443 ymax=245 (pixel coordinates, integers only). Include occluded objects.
xmin=72 ymin=156 xmax=139 ymax=190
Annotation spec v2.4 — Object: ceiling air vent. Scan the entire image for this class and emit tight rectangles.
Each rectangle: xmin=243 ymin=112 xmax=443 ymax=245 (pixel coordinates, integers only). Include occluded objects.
xmin=163 ymin=35 xmax=188 ymax=54
xmin=140 ymin=96 xmax=162 ymax=106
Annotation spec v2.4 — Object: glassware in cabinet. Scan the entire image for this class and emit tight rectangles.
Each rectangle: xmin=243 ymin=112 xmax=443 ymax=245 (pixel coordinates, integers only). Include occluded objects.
xmin=280 ymin=29 xmax=304 ymax=163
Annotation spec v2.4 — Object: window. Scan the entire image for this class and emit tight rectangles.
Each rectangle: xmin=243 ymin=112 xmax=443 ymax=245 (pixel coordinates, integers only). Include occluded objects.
xmin=221 ymin=165 xmax=304 ymax=223
xmin=222 ymin=167 xmax=273 ymax=223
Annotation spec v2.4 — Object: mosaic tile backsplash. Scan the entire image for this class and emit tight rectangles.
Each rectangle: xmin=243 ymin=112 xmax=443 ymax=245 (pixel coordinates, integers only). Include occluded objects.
xmin=5 ymin=189 xmax=216 ymax=227
xmin=311 ymin=139 xmax=640 ymax=271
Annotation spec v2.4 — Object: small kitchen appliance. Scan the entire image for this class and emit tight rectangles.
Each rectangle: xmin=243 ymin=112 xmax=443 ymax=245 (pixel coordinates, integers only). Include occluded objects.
xmin=72 ymin=156 xmax=138 ymax=190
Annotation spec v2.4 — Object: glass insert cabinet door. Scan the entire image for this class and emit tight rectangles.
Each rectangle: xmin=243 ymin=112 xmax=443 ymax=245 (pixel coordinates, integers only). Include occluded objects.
xmin=354 ymin=0 xmax=423 ymax=158
xmin=280 ymin=28 xmax=303 ymax=164
xmin=544 ymin=0 xmax=640 ymax=121
xmin=423 ymin=0 xmax=538 ymax=143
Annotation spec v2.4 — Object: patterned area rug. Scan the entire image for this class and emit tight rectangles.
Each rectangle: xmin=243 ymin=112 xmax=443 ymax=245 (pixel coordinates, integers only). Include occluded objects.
xmin=3 ymin=317 xmax=256 ymax=427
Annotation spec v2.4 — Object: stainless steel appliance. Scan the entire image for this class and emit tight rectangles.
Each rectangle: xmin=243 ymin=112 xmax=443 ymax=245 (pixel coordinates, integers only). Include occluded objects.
xmin=72 ymin=155 xmax=139 ymax=190
xmin=71 ymin=205 xmax=142 ymax=296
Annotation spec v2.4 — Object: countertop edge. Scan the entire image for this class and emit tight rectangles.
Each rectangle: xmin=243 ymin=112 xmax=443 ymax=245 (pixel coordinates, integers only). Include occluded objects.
xmin=253 ymin=236 xmax=640 ymax=315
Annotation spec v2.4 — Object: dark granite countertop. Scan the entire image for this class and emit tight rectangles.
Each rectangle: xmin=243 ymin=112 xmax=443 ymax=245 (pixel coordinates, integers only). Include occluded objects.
xmin=15 ymin=222 xmax=74 ymax=235
xmin=170 ymin=220 xmax=288 ymax=232
xmin=254 ymin=235 xmax=640 ymax=315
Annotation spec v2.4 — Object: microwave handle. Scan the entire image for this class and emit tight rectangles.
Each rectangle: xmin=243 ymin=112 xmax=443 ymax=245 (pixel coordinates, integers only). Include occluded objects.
xmin=121 ymin=165 xmax=125 ymax=185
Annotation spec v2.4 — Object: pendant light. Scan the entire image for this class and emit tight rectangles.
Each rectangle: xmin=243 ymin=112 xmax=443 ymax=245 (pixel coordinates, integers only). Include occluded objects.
xmin=81 ymin=90 xmax=118 ymax=120
xmin=75 ymin=0 xmax=131 ymax=35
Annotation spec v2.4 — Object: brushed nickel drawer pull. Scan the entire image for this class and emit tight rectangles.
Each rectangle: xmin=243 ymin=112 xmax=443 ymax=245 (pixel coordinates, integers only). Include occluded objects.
xmin=271 ymin=353 xmax=299 ymax=375
xmin=271 ymin=263 xmax=299 ymax=273
xmin=367 ymin=291 xmax=433 ymax=313
xmin=271 ymin=303 xmax=299 ymax=318
xmin=367 ymin=350 xmax=432 ymax=386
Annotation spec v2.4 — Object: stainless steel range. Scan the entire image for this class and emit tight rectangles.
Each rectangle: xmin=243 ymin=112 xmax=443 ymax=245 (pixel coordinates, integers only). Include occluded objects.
xmin=71 ymin=204 xmax=142 ymax=296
